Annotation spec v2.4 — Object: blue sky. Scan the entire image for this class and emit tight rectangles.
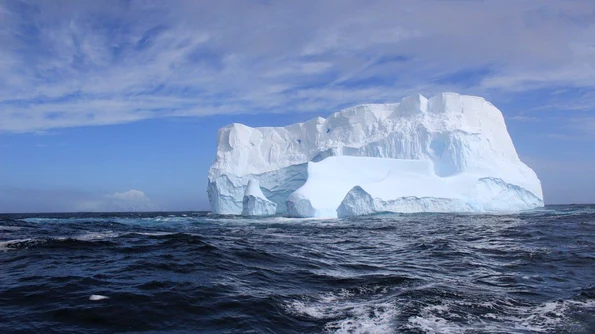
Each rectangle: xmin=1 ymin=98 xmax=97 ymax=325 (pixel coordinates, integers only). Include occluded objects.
xmin=1 ymin=0 xmax=594 ymax=212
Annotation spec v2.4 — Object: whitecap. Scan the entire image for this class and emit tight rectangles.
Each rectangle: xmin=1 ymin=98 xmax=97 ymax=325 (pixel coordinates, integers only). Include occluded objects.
xmin=284 ymin=289 xmax=398 ymax=333
xmin=325 ymin=301 xmax=398 ymax=334
xmin=89 ymin=295 xmax=110 ymax=301
xmin=130 ymin=231 xmax=176 ymax=236
xmin=74 ymin=231 xmax=119 ymax=241
xmin=0 ymin=238 xmax=33 ymax=251
xmin=406 ymin=298 xmax=595 ymax=333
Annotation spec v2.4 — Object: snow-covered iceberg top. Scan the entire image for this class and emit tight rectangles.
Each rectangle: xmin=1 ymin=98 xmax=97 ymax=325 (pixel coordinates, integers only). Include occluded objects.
xmin=207 ymin=93 xmax=543 ymax=217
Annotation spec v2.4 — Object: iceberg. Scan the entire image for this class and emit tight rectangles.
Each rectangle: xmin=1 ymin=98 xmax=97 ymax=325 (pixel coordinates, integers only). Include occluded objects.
xmin=207 ymin=93 xmax=543 ymax=218
xmin=242 ymin=179 xmax=277 ymax=216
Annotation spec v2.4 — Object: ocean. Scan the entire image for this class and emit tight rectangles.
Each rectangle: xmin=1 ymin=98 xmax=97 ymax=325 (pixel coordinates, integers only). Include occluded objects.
xmin=1 ymin=206 xmax=594 ymax=333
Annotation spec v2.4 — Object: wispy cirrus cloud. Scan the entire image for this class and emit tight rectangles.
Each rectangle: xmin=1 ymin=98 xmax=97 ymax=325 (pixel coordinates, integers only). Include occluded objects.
xmin=0 ymin=0 xmax=594 ymax=133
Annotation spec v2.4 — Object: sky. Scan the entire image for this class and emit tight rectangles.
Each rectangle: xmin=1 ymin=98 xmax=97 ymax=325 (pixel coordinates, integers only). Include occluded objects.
xmin=0 ymin=0 xmax=594 ymax=212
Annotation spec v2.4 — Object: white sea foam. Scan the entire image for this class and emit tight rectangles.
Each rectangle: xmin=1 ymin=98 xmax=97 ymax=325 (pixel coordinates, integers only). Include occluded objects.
xmin=21 ymin=217 xmax=113 ymax=223
xmin=1 ymin=231 xmax=122 ymax=251
xmin=89 ymin=295 xmax=110 ymax=301
xmin=0 ymin=238 xmax=33 ymax=251
xmin=131 ymin=231 xmax=176 ymax=236
xmin=202 ymin=216 xmax=328 ymax=225
xmin=284 ymin=289 xmax=398 ymax=333
xmin=74 ymin=231 xmax=119 ymax=241
xmin=21 ymin=218 xmax=61 ymax=223
xmin=325 ymin=301 xmax=398 ymax=334
xmin=407 ymin=298 xmax=595 ymax=333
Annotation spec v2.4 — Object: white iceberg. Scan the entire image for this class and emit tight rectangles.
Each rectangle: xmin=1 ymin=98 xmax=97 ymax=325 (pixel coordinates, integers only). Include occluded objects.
xmin=242 ymin=179 xmax=277 ymax=216
xmin=207 ymin=93 xmax=543 ymax=218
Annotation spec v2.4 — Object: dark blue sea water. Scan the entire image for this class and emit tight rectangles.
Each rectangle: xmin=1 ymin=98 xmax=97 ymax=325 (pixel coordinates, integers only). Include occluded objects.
xmin=1 ymin=206 xmax=594 ymax=333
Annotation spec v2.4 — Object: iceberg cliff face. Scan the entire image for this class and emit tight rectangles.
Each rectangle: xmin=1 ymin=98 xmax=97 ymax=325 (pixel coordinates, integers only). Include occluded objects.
xmin=207 ymin=93 xmax=544 ymax=217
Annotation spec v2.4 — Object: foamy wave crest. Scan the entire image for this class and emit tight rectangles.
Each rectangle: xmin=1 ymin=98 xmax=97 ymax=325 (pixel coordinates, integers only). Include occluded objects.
xmin=74 ymin=231 xmax=119 ymax=241
xmin=0 ymin=231 xmax=120 ymax=251
xmin=0 ymin=238 xmax=33 ymax=251
xmin=130 ymin=231 xmax=177 ymax=236
xmin=284 ymin=288 xmax=398 ymax=333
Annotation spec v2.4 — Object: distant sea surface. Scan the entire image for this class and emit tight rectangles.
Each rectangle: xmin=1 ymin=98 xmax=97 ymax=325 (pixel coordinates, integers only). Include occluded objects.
xmin=1 ymin=206 xmax=594 ymax=333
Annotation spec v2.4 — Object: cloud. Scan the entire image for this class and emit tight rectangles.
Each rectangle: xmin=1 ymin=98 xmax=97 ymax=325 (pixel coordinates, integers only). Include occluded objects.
xmin=77 ymin=190 xmax=159 ymax=212
xmin=0 ymin=0 xmax=594 ymax=132
xmin=0 ymin=187 xmax=159 ymax=213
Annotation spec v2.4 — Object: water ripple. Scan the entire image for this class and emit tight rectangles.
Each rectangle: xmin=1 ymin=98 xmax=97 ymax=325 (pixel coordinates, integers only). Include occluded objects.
xmin=0 ymin=206 xmax=594 ymax=333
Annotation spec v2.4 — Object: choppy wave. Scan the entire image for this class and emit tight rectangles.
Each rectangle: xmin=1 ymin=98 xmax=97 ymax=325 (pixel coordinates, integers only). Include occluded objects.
xmin=406 ymin=297 xmax=595 ymax=333
xmin=1 ymin=206 xmax=594 ymax=333
xmin=285 ymin=287 xmax=400 ymax=334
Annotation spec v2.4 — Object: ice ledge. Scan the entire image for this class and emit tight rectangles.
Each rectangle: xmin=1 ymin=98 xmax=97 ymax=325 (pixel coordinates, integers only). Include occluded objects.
xmin=242 ymin=179 xmax=277 ymax=216
xmin=285 ymin=156 xmax=543 ymax=218
xmin=335 ymin=177 xmax=544 ymax=218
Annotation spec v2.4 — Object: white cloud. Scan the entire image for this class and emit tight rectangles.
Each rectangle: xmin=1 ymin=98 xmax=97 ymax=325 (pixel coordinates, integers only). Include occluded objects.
xmin=77 ymin=190 xmax=159 ymax=212
xmin=0 ymin=0 xmax=594 ymax=132
xmin=0 ymin=187 xmax=180 ymax=213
